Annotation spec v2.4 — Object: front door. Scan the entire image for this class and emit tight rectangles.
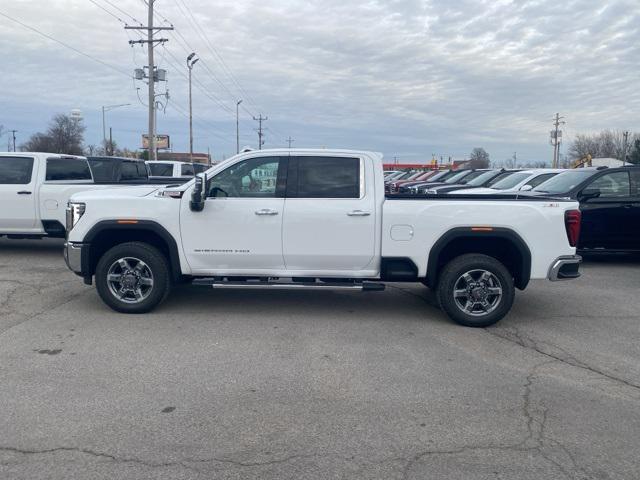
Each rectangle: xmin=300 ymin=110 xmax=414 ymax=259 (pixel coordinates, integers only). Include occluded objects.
xmin=579 ymin=170 xmax=633 ymax=250
xmin=0 ymin=156 xmax=38 ymax=232
xmin=180 ymin=156 xmax=288 ymax=274
xmin=282 ymin=155 xmax=377 ymax=274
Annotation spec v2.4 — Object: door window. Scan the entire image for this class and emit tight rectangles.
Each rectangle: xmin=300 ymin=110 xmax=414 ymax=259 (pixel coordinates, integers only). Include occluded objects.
xmin=584 ymin=171 xmax=630 ymax=198
xmin=291 ymin=156 xmax=360 ymax=198
xmin=121 ymin=161 xmax=148 ymax=181
xmin=46 ymin=158 xmax=92 ymax=181
xmin=0 ymin=157 xmax=34 ymax=184
xmin=207 ymin=157 xmax=284 ymax=198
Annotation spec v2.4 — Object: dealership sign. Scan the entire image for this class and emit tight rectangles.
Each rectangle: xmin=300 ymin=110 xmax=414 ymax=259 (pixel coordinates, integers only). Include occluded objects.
xmin=142 ymin=134 xmax=170 ymax=150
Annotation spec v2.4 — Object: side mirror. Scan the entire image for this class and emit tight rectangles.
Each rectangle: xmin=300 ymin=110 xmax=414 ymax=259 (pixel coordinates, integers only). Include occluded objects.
xmin=190 ymin=173 xmax=206 ymax=212
xmin=578 ymin=189 xmax=600 ymax=202
xmin=519 ymin=184 xmax=533 ymax=192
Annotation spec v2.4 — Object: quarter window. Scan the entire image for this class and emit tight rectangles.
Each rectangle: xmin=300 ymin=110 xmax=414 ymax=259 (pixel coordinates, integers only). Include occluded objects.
xmin=585 ymin=171 xmax=630 ymax=198
xmin=207 ymin=157 xmax=284 ymax=198
xmin=293 ymin=156 xmax=360 ymax=198
xmin=46 ymin=158 xmax=92 ymax=181
xmin=0 ymin=157 xmax=34 ymax=184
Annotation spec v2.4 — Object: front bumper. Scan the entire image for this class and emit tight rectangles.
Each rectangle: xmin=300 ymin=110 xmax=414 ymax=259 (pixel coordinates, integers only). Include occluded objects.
xmin=547 ymin=255 xmax=582 ymax=281
xmin=63 ymin=242 xmax=87 ymax=276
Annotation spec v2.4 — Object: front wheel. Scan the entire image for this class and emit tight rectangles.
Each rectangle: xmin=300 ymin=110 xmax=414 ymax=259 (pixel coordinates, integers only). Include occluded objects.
xmin=437 ymin=254 xmax=515 ymax=327
xmin=95 ymin=242 xmax=171 ymax=313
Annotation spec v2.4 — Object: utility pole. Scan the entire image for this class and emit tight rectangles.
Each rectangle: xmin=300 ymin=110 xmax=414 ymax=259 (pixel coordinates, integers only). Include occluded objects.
xmin=550 ymin=113 xmax=565 ymax=168
xmin=102 ymin=104 xmax=129 ymax=155
xmin=253 ymin=114 xmax=267 ymax=150
xmin=286 ymin=136 xmax=294 ymax=149
xmin=622 ymin=131 xmax=630 ymax=166
xmin=187 ymin=53 xmax=199 ymax=162
xmin=236 ymin=100 xmax=243 ymax=154
xmin=126 ymin=0 xmax=172 ymax=161
xmin=513 ymin=151 xmax=517 ymax=168
xmin=9 ymin=130 xmax=17 ymax=152
xmin=108 ymin=128 xmax=113 ymax=156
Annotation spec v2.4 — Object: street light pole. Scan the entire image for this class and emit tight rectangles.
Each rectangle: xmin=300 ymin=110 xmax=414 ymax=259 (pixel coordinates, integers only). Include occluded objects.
xmin=187 ymin=53 xmax=199 ymax=163
xmin=101 ymin=104 xmax=130 ymax=155
xmin=236 ymin=99 xmax=243 ymax=154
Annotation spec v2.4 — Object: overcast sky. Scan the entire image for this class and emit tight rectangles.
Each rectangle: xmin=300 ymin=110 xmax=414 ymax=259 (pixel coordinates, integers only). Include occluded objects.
xmin=0 ymin=0 xmax=638 ymax=163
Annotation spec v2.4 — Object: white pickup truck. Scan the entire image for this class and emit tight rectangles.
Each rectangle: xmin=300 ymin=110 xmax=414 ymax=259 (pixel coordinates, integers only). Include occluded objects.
xmin=64 ymin=149 xmax=582 ymax=327
xmin=0 ymin=152 xmax=114 ymax=238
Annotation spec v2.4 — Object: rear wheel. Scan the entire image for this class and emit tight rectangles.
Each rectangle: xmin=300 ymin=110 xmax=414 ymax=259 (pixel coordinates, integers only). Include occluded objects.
xmin=95 ymin=242 xmax=171 ymax=313
xmin=437 ymin=254 xmax=514 ymax=327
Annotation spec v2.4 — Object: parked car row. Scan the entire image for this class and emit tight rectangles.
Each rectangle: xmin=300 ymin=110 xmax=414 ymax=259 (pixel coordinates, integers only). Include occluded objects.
xmin=384 ymin=165 xmax=640 ymax=252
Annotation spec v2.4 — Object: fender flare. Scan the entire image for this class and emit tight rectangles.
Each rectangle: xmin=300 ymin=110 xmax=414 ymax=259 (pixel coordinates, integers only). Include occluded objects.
xmin=82 ymin=220 xmax=182 ymax=280
xmin=426 ymin=227 xmax=532 ymax=290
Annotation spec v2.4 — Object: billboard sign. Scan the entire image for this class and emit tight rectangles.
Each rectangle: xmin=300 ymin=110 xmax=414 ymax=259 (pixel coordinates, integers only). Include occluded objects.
xmin=142 ymin=134 xmax=170 ymax=150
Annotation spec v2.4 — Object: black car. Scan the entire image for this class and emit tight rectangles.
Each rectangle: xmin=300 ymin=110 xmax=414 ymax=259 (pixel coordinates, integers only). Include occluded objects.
xmin=529 ymin=166 xmax=640 ymax=252
xmin=426 ymin=169 xmax=521 ymax=194
xmin=87 ymin=156 xmax=149 ymax=183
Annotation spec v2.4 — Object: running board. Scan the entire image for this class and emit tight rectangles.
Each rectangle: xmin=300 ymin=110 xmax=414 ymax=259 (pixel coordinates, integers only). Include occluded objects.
xmin=191 ymin=278 xmax=385 ymax=291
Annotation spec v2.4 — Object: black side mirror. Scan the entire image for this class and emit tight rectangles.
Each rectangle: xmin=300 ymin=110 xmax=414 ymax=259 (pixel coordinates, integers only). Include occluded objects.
xmin=190 ymin=173 xmax=206 ymax=212
xmin=578 ymin=189 xmax=600 ymax=202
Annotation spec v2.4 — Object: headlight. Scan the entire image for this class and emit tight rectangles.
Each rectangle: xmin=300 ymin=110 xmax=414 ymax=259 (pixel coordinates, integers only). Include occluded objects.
xmin=66 ymin=202 xmax=86 ymax=232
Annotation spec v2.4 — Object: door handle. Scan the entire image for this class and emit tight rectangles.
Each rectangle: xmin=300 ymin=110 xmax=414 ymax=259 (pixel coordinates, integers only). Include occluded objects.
xmin=17 ymin=191 xmax=32 ymax=195
xmin=255 ymin=209 xmax=279 ymax=216
xmin=347 ymin=210 xmax=371 ymax=217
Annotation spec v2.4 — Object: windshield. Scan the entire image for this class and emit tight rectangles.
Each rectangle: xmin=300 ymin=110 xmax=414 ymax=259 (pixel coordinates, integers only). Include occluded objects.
xmin=490 ymin=172 xmax=531 ymax=190
xmin=444 ymin=171 xmax=471 ymax=184
xmin=466 ymin=170 xmax=499 ymax=187
xmin=484 ymin=171 xmax=516 ymax=187
xmin=425 ymin=170 xmax=449 ymax=182
xmin=456 ymin=170 xmax=486 ymax=184
xmin=532 ymin=170 xmax=594 ymax=194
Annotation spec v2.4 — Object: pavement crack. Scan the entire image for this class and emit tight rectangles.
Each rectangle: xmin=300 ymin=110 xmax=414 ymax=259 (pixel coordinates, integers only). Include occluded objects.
xmin=485 ymin=326 xmax=640 ymax=392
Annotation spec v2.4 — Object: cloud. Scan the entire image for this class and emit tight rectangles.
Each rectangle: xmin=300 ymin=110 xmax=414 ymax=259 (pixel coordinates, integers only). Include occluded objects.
xmin=0 ymin=0 xmax=638 ymax=163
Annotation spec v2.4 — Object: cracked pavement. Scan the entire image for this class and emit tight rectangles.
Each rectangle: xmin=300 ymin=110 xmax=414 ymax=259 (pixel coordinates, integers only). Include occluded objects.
xmin=0 ymin=238 xmax=639 ymax=479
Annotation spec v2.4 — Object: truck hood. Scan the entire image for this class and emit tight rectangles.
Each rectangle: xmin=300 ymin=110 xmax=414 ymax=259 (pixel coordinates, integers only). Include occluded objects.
xmin=70 ymin=185 xmax=160 ymax=202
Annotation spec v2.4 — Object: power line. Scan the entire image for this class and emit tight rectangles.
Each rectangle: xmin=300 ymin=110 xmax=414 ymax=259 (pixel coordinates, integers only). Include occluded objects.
xmin=102 ymin=0 xmax=143 ymax=25
xmin=87 ymin=0 xmax=128 ymax=25
xmin=0 ymin=10 xmax=132 ymax=78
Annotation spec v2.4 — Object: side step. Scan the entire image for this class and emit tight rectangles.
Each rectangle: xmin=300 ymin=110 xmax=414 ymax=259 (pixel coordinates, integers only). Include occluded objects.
xmin=192 ymin=278 xmax=385 ymax=291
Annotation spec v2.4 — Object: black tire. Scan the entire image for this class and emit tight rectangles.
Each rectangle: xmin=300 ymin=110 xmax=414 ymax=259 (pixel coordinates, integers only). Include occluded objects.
xmin=436 ymin=253 xmax=514 ymax=327
xmin=95 ymin=242 xmax=171 ymax=313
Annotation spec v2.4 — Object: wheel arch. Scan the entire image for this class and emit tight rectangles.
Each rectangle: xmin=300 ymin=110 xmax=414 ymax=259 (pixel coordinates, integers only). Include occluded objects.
xmin=425 ymin=227 xmax=531 ymax=290
xmin=83 ymin=220 xmax=182 ymax=280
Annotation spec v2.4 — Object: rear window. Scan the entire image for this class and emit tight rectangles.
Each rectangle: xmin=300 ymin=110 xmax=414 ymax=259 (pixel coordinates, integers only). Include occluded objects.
xmin=181 ymin=163 xmax=195 ymax=176
xmin=87 ymin=159 xmax=117 ymax=182
xmin=0 ymin=156 xmax=34 ymax=184
xmin=46 ymin=158 xmax=92 ymax=181
xmin=148 ymin=162 xmax=174 ymax=176
xmin=121 ymin=161 xmax=148 ymax=181
xmin=294 ymin=156 xmax=360 ymax=198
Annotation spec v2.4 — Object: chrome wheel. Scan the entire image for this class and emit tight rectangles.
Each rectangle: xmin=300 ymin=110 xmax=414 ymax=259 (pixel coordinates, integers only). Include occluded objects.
xmin=106 ymin=257 xmax=154 ymax=304
xmin=452 ymin=269 xmax=502 ymax=317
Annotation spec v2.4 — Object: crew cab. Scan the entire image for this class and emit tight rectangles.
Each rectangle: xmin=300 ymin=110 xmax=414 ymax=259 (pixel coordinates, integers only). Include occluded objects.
xmin=64 ymin=149 xmax=582 ymax=327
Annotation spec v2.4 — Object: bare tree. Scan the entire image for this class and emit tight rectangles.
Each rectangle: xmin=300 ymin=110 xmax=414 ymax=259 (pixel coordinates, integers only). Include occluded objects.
xmin=469 ymin=147 xmax=490 ymax=168
xmin=568 ymin=130 xmax=639 ymax=161
xmin=21 ymin=113 xmax=85 ymax=155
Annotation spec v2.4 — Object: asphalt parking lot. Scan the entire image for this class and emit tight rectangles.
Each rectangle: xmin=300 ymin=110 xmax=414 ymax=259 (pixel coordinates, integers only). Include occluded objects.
xmin=0 ymin=238 xmax=639 ymax=480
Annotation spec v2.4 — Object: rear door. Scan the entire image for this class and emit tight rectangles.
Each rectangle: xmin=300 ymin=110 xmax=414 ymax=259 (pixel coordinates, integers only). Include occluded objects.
xmin=282 ymin=155 xmax=376 ymax=273
xmin=0 ymin=156 xmax=38 ymax=232
xmin=579 ymin=170 xmax=633 ymax=250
